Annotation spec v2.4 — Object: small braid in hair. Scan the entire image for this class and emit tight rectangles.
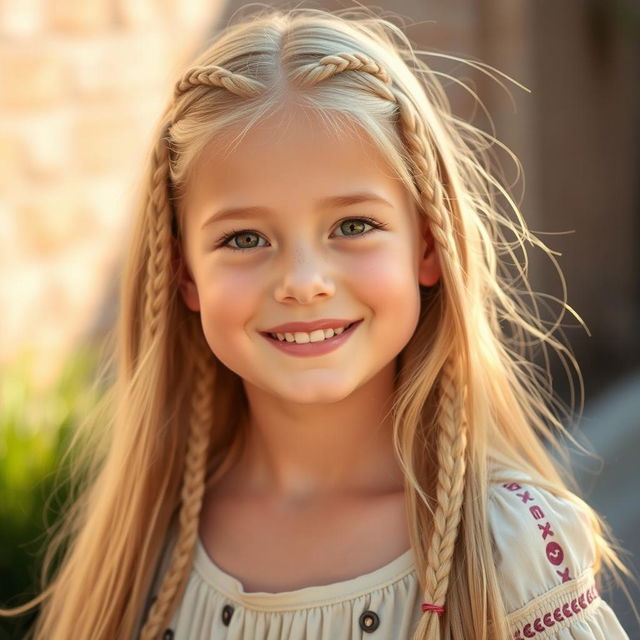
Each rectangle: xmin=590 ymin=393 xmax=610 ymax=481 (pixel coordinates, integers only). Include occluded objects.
xmin=139 ymin=319 xmax=215 ymax=639
xmin=142 ymin=132 xmax=172 ymax=345
xmin=174 ymin=65 xmax=266 ymax=99
xmin=291 ymin=51 xmax=392 ymax=88
xmin=414 ymin=357 xmax=468 ymax=638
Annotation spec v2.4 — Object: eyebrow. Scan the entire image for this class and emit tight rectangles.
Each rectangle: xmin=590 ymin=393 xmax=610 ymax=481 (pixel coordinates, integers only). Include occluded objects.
xmin=200 ymin=191 xmax=394 ymax=230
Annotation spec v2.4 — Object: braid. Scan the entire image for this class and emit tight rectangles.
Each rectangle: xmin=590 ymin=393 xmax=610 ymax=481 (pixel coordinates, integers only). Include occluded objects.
xmin=390 ymin=90 xmax=456 ymax=266
xmin=174 ymin=65 xmax=266 ymax=99
xmin=139 ymin=319 xmax=214 ymax=639
xmin=142 ymin=132 xmax=172 ymax=346
xmin=292 ymin=52 xmax=393 ymax=91
xmin=413 ymin=357 xmax=468 ymax=639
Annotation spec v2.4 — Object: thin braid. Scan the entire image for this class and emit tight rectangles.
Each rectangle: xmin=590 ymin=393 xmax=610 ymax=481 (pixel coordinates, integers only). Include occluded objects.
xmin=291 ymin=52 xmax=393 ymax=90
xmin=174 ymin=65 xmax=267 ymax=99
xmin=390 ymin=90 xmax=456 ymax=266
xmin=414 ymin=357 xmax=468 ymax=639
xmin=139 ymin=321 xmax=214 ymax=639
xmin=142 ymin=133 xmax=172 ymax=345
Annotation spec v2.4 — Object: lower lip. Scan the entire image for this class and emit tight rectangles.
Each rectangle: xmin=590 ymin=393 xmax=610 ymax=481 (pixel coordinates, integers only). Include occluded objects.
xmin=260 ymin=320 xmax=363 ymax=357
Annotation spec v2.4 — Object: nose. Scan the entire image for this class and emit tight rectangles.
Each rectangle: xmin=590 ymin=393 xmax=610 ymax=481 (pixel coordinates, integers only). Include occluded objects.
xmin=273 ymin=242 xmax=336 ymax=304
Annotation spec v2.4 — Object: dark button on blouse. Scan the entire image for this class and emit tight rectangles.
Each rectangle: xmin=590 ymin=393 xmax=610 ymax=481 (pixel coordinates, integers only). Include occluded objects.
xmin=359 ymin=610 xmax=380 ymax=632
xmin=222 ymin=604 xmax=234 ymax=626
xmin=162 ymin=630 xmax=174 ymax=640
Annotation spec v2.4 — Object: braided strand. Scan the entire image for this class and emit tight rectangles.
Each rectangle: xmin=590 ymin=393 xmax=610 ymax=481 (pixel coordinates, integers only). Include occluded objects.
xmin=293 ymin=51 xmax=391 ymax=87
xmin=139 ymin=321 xmax=214 ymax=639
xmin=142 ymin=133 xmax=172 ymax=346
xmin=415 ymin=357 xmax=468 ymax=639
xmin=391 ymin=90 xmax=457 ymax=267
xmin=174 ymin=65 xmax=267 ymax=99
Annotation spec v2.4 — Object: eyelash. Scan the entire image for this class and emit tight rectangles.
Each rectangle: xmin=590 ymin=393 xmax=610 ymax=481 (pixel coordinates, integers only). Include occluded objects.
xmin=214 ymin=216 xmax=389 ymax=252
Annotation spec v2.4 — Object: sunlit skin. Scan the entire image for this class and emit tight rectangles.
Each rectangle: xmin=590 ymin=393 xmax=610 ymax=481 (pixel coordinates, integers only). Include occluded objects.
xmin=178 ymin=106 xmax=441 ymax=509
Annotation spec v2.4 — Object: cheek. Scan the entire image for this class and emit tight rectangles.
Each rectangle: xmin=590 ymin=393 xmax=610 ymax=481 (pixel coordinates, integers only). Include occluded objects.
xmin=198 ymin=267 xmax=261 ymax=330
xmin=347 ymin=245 xmax=421 ymax=339
xmin=195 ymin=267 xmax=262 ymax=374
xmin=349 ymin=244 xmax=420 ymax=306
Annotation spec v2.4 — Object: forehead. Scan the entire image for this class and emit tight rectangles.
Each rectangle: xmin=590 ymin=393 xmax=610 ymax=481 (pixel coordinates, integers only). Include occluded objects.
xmin=183 ymin=107 xmax=410 ymax=216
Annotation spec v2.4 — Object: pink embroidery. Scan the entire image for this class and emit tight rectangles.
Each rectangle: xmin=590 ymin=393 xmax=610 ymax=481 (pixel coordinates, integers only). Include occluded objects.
xmin=517 ymin=490 xmax=534 ymax=504
xmin=545 ymin=542 xmax=564 ymax=565
xmin=530 ymin=506 xmax=545 ymax=519
xmin=501 ymin=482 xmax=571 ymax=581
xmin=511 ymin=584 xmax=600 ymax=638
xmin=504 ymin=482 xmax=522 ymax=491
xmin=542 ymin=612 xmax=554 ymax=627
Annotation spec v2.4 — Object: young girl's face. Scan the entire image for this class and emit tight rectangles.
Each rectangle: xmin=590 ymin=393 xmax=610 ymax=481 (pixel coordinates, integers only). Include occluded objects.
xmin=178 ymin=106 xmax=440 ymax=404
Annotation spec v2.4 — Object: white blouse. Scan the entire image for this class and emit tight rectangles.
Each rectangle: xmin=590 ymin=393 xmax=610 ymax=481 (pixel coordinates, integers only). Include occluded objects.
xmin=137 ymin=471 xmax=630 ymax=639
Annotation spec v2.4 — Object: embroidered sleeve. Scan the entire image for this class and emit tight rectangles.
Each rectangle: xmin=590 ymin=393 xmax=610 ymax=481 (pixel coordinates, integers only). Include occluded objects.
xmin=488 ymin=475 xmax=630 ymax=639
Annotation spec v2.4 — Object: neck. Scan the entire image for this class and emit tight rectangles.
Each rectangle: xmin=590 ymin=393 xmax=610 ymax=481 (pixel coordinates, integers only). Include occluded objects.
xmin=223 ymin=360 xmax=405 ymax=502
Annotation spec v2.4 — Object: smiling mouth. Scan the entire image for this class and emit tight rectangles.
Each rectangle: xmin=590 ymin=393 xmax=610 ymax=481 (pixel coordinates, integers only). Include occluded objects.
xmin=263 ymin=320 xmax=361 ymax=344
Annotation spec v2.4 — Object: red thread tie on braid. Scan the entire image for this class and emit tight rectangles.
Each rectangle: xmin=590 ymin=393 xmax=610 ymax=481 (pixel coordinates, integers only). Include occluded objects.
xmin=422 ymin=602 xmax=445 ymax=615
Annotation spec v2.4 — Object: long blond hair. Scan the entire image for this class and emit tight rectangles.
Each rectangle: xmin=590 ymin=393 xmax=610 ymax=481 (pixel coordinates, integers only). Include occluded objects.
xmin=1 ymin=6 xmax=631 ymax=639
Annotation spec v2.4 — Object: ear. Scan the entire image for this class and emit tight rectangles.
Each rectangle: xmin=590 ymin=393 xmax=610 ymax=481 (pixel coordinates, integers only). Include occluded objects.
xmin=171 ymin=237 xmax=201 ymax=311
xmin=418 ymin=222 xmax=441 ymax=287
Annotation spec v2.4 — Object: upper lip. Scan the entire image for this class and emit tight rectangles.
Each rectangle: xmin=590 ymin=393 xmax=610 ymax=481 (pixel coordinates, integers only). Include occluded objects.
xmin=262 ymin=319 xmax=359 ymax=334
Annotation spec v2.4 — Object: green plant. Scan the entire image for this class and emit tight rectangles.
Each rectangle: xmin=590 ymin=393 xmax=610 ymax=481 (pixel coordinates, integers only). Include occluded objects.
xmin=0 ymin=347 xmax=105 ymax=640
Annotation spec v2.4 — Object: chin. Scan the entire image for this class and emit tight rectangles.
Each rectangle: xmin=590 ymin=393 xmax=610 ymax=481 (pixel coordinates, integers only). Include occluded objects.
xmin=265 ymin=377 xmax=359 ymax=405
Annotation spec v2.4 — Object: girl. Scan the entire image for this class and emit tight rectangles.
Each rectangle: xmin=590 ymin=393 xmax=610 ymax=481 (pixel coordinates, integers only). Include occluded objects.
xmin=1 ymin=6 xmax=634 ymax=640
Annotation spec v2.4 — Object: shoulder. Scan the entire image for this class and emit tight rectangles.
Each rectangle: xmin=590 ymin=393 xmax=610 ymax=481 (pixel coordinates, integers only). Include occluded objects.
xmin=487 ymin=469 xmax=630 ymax=639
xmin=487 ymin=470 xmax=594 ymax=609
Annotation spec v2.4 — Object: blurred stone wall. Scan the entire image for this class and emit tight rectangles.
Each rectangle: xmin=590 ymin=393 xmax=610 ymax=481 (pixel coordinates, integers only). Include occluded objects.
xmin=0 ymin=0 xmax=225 ymax=383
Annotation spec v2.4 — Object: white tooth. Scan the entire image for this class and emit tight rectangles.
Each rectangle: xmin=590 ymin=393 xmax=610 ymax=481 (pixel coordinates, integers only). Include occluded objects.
xmin=285 ymin=333 xmax=295 ymax=342
xmin=294 ymin=332 xmax=310 ymax=344
xmin=334 ymin=326 xmax=345 ymax=335
xmin=323 ymin=328 xmax=335 ymax=338
xmin=309 ymin=329 xmax=326 ymax=343
xmin=277 ymin=333 xmax=285 ymax=341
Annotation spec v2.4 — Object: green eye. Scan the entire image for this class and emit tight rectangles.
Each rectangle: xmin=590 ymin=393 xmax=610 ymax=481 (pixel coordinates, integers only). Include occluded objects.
xmin=231 ymin=231 xmax=262 ymax=249
xmin=216 ymin=216 xmax=387 ymax=251
xmin=337 ymin=219 xmax=369 ymax=236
